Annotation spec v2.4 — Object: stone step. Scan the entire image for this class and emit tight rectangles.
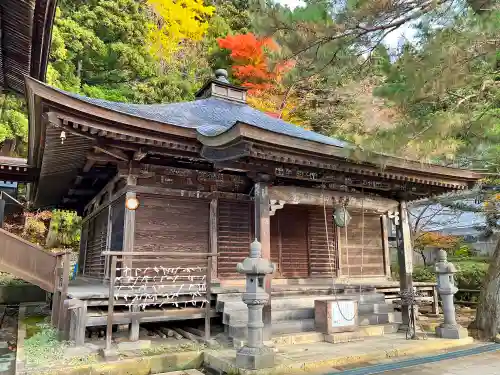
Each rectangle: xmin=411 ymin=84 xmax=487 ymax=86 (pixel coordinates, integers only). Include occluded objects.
xmin=232 ymin=323 xmax=400 ymax=348
xmin=358 ymin=303 xmax=394 ymax=314
xmin=358 ymin=311 xmax=402 ymax=326
xmin=217 ymin=293 xmax=387 ymax=312
xmin=228 ymin=319 xmax=315 ymax=339
xmin=223 ymin=303 xmax=394 ymax=325
xmin=228 ymin=313 xmax=401 ymax=339
xmin=323 ymin=323 xmax=399 ymax=344
xmin=223 ymin=307 xmax=315 ymax=325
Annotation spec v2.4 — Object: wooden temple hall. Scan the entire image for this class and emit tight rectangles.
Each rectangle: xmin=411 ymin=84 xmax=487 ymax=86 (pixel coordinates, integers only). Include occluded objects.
xmin=25 ymin=70 xmax=480 ymax=344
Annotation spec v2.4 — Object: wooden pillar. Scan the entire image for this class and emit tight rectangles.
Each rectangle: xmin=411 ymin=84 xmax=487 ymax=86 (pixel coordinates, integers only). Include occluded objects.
xmin=105 ymin=256 xmax=117 ymax=352
xmin=381 ymin=214 xmax=391 ymax=279
xmin=51 ymin=255 xmax=63 ymax=327
xmin=78 ymin=222 xmax=89 ymax=276
xmin=206 ymin=198 xmax=218 ymax=341
xmin=104 ymin=205 xmax=112 ymax=279
xmin=123 ymin=177 xmax=137 ymax=270
xmin=254 ymin=181 xmax=272 ymax=341
xmin=0 ymin=198 xmax=5 ymax=228
xmin=209 ymin=199 xmax=218 ymax=281
xmin=397 ymin=200 xmax=414 ymax=328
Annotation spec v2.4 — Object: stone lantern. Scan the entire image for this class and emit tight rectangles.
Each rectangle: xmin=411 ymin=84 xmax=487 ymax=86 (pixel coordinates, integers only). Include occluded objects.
xmin=435 ymin=249 xmax=468 ymax=339
xmin=235 ymin=239 xmax=275 ymax=370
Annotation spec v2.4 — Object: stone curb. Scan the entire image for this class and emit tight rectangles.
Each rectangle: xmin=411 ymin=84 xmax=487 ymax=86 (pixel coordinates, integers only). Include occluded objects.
xmin=20 ymin=350 xmax=203 ymax=375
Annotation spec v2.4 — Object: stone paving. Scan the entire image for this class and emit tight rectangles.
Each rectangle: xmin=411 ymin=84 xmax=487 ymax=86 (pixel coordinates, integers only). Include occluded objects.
xmin=379 ymin=350 xmax=500 ymax=374
xmin=204 ymin=333 xmax=477 ymax=374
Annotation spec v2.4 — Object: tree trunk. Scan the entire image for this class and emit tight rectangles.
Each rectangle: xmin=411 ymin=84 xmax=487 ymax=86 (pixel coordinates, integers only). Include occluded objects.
xmin=420 ymin=250 xmax=427 ymax=267
xmin=475 ymin=237 xmax=500 ymax=340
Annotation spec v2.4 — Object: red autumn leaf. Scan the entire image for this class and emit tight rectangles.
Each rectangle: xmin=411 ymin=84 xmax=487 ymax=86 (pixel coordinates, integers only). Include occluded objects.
xmin=218 ymin=33 xmax=291 ymax=95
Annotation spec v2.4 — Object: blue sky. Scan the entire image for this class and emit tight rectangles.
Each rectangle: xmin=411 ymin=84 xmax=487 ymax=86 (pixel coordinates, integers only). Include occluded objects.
xmin=275 ymin=0 xmax=417 ymax=49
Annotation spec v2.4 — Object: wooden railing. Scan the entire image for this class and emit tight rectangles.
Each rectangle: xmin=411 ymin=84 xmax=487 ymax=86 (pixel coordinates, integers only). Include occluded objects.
xmin=0 ymin=227 xmax=66 ymax=292
xmin=102 ymin=251 xmax=216 ymax=351
xmin=375 ymin=283 xmax=439 ymax=314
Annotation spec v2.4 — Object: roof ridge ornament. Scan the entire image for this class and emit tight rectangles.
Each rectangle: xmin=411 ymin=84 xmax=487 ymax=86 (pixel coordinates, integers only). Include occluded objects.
xmin=194 ymin=69 xmax=248 ymax=103
xmin=214 ymin=69 xmax=229 ymax=83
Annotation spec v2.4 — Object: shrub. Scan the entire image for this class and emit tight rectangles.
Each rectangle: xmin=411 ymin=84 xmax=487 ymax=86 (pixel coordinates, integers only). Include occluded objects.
xmin=393 ymin=261 xmax=488 ymax=291
xmin=413 ymin=266 xmax=436 ymax=282
xmin=455 ymin=262 xmax=488 ymax=290
xmin=453 ymin=244 xmax=475 ymax=259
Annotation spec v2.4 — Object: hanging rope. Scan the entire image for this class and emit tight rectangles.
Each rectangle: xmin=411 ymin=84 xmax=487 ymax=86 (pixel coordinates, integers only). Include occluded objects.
xmin=322 ymin=185 xmax=356 ymax=321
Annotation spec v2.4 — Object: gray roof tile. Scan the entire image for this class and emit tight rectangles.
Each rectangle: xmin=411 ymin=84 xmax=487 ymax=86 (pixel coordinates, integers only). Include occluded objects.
xmin=61 ymin=89 xmax=348 ymax=148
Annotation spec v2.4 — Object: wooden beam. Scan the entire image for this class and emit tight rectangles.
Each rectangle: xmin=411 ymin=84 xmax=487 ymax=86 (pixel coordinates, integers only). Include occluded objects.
xmin=94 ymin=146 xmax=129 ymax=162
xmin=133 ymin=148 xmax=148 ymax=161
xmin=269 ymin=186 xmax=398 ymax=213
xmin=83 ymin=174 xmax=124 ymax=214
xmin=75 ymin=171 xmax=112 ymax=185
xmin=129 ymin=185 xmax=251 ymax=201
xmin=86 ymin=152 xmax=122 ymax=163
xmin=82 ymin=159 xmax=95 ymax=173
xmin=62 ymin=197 xmax=79 ymax=204
xmin=68 ymin=188 xmax=96 ymax=196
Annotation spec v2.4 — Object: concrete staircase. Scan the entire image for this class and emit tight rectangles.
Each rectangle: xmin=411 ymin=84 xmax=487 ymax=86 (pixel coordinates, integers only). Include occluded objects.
xmin=217 ymin=292 xmax=402 ymax=342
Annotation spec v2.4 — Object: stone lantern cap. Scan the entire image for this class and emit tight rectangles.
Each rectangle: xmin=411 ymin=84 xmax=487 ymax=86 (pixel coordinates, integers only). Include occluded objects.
xmin=236 ymin=240 xmax=275 ymax=275
xmin=435 ymin=249 xmax=457 ymax=273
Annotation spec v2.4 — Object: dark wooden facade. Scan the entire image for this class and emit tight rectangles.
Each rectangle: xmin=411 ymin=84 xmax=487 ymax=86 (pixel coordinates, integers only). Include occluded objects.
xmin=71 ymin=164 xmax=428 ymax=284
xmin=25 ymin=73 xmax=481 ymax=288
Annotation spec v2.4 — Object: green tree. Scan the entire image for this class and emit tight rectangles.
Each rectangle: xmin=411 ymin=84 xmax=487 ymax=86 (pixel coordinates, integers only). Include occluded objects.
xmin=254 ymin=1 xmax=498 ymax=160
xmin=48 ymin=0 xmax=210 ymax=103
xmin=370 ymin=10 xmax=499 ymax=164
xmin=0 ymin=94 xmax=29 ymax=157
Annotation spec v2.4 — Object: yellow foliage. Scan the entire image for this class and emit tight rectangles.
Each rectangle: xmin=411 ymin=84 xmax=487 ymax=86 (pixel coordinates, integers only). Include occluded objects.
xmin=146 ymin=0 xmax=215 ymax=59
xmin=247 ymin=91 xmax=308 ymax=128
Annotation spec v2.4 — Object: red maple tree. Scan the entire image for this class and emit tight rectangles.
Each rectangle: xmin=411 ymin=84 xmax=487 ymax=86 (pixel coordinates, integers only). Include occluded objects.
xmin=217 ymin=33 xmax=292 ymax=95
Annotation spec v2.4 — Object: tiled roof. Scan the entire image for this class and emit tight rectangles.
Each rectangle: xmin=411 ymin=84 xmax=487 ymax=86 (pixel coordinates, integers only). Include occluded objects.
xmin=61 ymin=89 xmax=348 ymax=148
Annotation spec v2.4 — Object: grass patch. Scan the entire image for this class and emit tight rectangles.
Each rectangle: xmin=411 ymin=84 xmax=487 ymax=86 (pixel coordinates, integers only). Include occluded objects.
xmin=24 ymin=323 xmax=98 ymax=369
xmin=23 ymin=315 xmax=46 ymax=339
xmin=0 ymin=272 xmax=26 ymax=286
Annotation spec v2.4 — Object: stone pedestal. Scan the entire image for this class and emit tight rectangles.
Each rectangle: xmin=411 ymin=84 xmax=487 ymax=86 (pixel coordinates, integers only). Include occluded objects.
xmin=236 ymin=346 xmax=275 ymax=369
xmin=435 ymin=325 xmax=469 ymax=339
xmin=315 ymin=299 xmax=358 ymax=334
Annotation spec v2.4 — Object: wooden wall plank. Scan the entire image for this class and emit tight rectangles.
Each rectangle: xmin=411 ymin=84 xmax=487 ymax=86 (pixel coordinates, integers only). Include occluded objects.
xmin=338 ymin=213 xmax=385 ymax=278
xmin=83 ymin=210 xmax=108 ymax=278
xmin=217 ymin=200 xmax=251 ymax=278
xmin=308 ymin=206 xmax=337 ymax=277
xmin=278 ymin=205 xmax=309 ymax=278
xmin=134 ymin=195 xmax=209 ymax=270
